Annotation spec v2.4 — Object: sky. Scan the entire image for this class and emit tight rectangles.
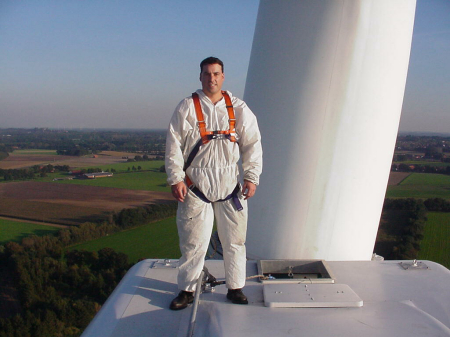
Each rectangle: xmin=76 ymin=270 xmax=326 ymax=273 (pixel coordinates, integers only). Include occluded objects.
xmin=0 ymin=0 xmax=449 ymax=133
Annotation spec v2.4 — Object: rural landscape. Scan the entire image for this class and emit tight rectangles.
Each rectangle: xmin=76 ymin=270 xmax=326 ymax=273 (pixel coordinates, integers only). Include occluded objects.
xmin=1 ymin=128 xmax=450 ymax=336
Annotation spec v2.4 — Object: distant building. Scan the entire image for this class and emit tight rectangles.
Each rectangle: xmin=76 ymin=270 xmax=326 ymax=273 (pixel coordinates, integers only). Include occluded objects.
xmin=70 ymin=170 xmax=82 ymax=176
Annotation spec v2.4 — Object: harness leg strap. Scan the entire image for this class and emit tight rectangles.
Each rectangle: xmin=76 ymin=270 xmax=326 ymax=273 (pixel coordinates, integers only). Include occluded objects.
xmin=189 ymin=183 xmax=243 ymax=212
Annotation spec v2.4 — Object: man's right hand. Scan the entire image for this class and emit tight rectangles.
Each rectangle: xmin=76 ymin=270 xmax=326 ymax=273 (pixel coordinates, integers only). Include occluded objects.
xmin=171 ymin=182 xmax=187 ymax=202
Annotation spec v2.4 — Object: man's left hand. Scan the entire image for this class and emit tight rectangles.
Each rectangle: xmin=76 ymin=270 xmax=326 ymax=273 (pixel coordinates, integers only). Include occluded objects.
xmin=242 ymin=180 xmax=257 ymax=200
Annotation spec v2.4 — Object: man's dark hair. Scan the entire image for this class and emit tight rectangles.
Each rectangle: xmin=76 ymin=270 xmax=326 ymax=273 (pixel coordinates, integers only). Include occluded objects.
xmin=200 ymin=57 xmax=224 ymax=73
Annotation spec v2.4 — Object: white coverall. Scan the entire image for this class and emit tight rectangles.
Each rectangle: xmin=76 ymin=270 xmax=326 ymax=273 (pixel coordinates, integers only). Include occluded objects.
xmin=165 ymin=89 xmax=262 ymax=291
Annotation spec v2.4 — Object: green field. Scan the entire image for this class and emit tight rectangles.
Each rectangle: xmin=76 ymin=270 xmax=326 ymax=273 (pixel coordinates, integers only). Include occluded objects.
xmin=0 ymin=218 xmax=61 ymax=245
xmin=69 ymin=217 xmax=180 ymax=263
xmin=54 ymin=170 xmax=169 ymax=192
xmin=33 ymin=160 xmax=170 ymax=192
xmin=97 ymin=160 xmax=165 ymax=173
xmin=386 ymin=173 xmax=450 ymax=199
xmin=418 ymin=212 xmax=450 ymax=269
xmin=11 ymin=149 xmax=58 ymax=155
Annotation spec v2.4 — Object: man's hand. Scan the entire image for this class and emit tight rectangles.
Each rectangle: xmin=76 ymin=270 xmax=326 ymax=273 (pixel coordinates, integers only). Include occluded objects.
xmin=242 ymin=180 xmax=257 ymax=200
xmin=171 ymin=181 xmax=187 ymax=202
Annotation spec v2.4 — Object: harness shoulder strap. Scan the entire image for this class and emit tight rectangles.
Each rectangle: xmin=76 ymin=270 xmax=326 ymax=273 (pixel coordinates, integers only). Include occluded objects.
xmin=222 ymin=91 xmax=237 ymax=142
xmin=192 ymin=93 xmax=210 ymax=144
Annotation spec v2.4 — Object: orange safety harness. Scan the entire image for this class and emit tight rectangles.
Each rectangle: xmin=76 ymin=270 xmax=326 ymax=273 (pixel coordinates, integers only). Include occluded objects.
xmin=183 ymin=91 xmax=243 ymax=211
xmin=192 ymin=90 xmax=237 ymax=144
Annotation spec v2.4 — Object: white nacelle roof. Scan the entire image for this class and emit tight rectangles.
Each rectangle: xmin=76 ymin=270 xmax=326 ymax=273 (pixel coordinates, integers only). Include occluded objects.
xmin=82 ymin=259 xmax=450 ymax=337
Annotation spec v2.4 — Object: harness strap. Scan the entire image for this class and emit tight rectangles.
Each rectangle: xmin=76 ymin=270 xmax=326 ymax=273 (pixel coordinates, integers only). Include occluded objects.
xmin=183 ymin=91 xmax=242 ymax=211
xmin=183 ymin=139 xmax=203 ymax=172
xmin=190 ymin=183 xmax=243 ymax=211
xmin=192 ymin=93 xmax=208 ymax=144
xmin=222 ymin=91 xmax=237 ymax=142
xmin=191 ymin=91 xmax=237 ymax=145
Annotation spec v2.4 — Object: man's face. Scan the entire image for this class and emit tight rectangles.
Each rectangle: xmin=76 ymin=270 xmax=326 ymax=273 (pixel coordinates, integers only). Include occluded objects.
xmin=200 ymin=63 xmax=224 ymax=97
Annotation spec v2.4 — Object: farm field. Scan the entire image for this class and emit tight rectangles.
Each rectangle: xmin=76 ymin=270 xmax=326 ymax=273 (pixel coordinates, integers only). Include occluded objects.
xmin=0 ymin=149 xmax=147 ymax=170
xmin=54 ymin=170 xmax=169 ymax=192
xmin=387 ymin=172 xmax=410 ymax=185
xmin=69 ymin=217 xmax=180 ymax=263
xmin=9 ymin=150 xmax=58 ymax=155
xmin=418 ymin=212 xmax=450 ymax=269
xmin=0 ymin=150 xmax=74 ymax=169
xmin=0 ymin=218 xmax=61 ymax=245
xmin=385 ymin=173 xmax=450 ymax=199
xmin=0 ymin=181 xmax=173 ymax=226
xmin=94 ymin=159 xmax=164 ymax=173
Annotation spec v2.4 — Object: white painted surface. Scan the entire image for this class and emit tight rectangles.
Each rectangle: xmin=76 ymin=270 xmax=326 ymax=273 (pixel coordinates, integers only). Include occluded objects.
xmin=81 ymin=259 xmax=450 ymax=337
xmin=244 ymin=0 xmax=417 ymax=260
xmin=263 ymin=283 xmax=363 ymax=308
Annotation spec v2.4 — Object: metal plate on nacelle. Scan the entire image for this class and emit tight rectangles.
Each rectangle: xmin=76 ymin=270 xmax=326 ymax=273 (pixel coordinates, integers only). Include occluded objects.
xmin=263 ymin=283 xmax=363 ymax=308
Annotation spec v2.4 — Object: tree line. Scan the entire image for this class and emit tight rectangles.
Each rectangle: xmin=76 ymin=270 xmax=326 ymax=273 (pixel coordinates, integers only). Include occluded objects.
xmin=0 ymin=128 xmax=166 ymax=156
xmin=391 ymin=163 xmax=450 ymax=175
xmin=0 ymin=144 xmax=11 ymax=160
xmin=56 ymin=147 xmax=92 ymax=156
xmin=0 ymin=202 xmax=177 ymax=337
xmin=375 ymin=197 xmax=450 ymax=261
xmin=126 ymin=154 xmax=164 ymax=162
xmin=1 ymin=165 xmax=70 ymax=181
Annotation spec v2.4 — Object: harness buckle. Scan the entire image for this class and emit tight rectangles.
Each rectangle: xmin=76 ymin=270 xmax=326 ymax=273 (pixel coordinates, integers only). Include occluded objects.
xmin=211 ymin=133 xmax=227 ymax=140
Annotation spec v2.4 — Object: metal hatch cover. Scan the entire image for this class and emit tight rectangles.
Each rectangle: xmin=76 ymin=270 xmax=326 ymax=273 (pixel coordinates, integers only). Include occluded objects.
xmin=257 ymin=259 xmax=335 ymax=284
xmin=263 ymin=283 xmax=363 ymax=308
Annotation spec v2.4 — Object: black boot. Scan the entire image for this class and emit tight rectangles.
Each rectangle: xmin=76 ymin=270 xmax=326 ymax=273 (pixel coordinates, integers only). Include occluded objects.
xmin=170 ymin=291 xmax=194 ymax=310
xmin=226 ymin=289 xmax=248 ymax=305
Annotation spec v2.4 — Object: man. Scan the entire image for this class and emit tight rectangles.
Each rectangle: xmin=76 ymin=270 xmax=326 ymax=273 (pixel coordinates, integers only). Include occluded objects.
xmin=165 ymin=56 xmax=262 ymax=310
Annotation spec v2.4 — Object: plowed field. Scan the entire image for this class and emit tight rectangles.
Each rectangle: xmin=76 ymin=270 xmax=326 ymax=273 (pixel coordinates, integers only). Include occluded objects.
xmin=387 ymin=172 xmax=411 ymax=185
xmin=0 ymin=181 xmax=173 ymax=226
xmin=0 ymin=150 xmax=146 ymax=169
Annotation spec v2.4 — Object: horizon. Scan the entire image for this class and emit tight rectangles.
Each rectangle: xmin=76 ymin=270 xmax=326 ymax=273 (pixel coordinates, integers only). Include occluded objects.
xmin=2 ymin=127 xmax=450 ymax=138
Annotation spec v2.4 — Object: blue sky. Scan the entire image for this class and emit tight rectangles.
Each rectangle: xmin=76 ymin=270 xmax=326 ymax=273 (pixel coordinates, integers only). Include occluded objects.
xmin=0 ymin=0 xmax=449 ymax=133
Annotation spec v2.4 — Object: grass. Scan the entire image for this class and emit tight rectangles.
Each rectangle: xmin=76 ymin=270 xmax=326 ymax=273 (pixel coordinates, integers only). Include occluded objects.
xmin=402 ymin=174 xmax=450 ymax=185
xmin=69 ymin=217 xmax=180 ymax=263
xmin=97 ymin=160 xmax=164 ymax=173
xmin=0 ymin=218 xmax=61 ymax=245
xmin=11 ymin=149 xmax=58 ymax=155
xmin=386 ymin=173 xmax=450 ymax=199
xmin=53 ymin=170 xmax=169 ymax=192
xmin=30 ymin=159 xmax=168 ymax=192
xmin=31 ymin=160 xmax=170 ymax=192
xmin=418 ymin=212 xmax=450 ymax=269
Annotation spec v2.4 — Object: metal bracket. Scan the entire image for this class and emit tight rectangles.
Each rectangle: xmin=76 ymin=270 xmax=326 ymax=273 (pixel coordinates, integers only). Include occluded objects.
xmin=399 ymin=260 xmax=429 ymax=270
xmin=151 ymin=259 xmax=178 ymax=269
